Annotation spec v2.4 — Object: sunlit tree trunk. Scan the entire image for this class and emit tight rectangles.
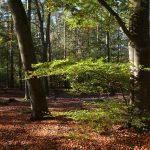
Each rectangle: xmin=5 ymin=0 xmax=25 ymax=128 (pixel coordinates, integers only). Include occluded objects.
xmin=106 ymin=31 xmax=110 ymax=62
xmin=97 ymin=0 xmax=150 ymax=111
xmin=63 ymin=21 xmax=67 ymax=59
xmin=128 ymin=0 xmax=150 ymax=110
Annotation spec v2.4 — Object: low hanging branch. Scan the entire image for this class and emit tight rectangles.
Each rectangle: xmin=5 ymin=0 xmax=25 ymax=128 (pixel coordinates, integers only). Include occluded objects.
xmin=97 ymin=0 xmax=134 ymax=42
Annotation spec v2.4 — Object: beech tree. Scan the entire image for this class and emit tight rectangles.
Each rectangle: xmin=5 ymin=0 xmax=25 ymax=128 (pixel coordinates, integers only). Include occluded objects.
xmin=8 ymin=0 xmax=49 ymax=120
xmin=97 ymin=0 xmax=150 ymax=111
xmin=46 ymin=0 xmax=149 ymax=111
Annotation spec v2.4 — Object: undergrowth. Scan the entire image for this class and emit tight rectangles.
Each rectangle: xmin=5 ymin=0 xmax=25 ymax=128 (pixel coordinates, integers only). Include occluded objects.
xmin=22 ymin=99 xmax=150 ymax=132
xmin=54 ymin=99 xmax=150 ymax=133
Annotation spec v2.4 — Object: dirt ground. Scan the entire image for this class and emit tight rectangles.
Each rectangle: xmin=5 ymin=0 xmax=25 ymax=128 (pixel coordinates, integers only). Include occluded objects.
xmin=0 ymin=89 xmax=150 ymax=150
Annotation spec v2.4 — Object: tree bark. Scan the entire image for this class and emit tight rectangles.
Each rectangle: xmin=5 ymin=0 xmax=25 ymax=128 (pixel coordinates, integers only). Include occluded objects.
xmin=27 ymin=0 xmax=31 ymax=29
xmin=24 ymin=0 xmax=32 ymax=99
xmin=46 ymin=13 xmax=52 ymax=62
xmin=106 ymin=31 xmax=110 ymax=62
xmin=117 ymin=29 xmax=121 ymax=62
xmin=35 ymin=0 xmax=49 ymax=96
xmin=18 ymin=53 xmax=23 ymax=90
xmin=97 ymin=0 xmax=150 ymax=111
xmin=129 ymin=0 xmax=150 ymax=110
xmin=9 ymin=15 xmax=14 ymax=88
xmin=8 ymin=0 xmax=49 ymax=120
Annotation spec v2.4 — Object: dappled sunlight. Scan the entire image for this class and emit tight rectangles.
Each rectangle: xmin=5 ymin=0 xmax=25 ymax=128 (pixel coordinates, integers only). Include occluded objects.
xmin=0 ymin=0 xmax=150 ymax=149
xmin=0 ymin=97 xmax=150 ymax=150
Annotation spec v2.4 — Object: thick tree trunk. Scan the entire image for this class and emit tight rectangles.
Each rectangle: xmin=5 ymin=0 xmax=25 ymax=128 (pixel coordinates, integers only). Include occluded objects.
xmin=97 ymin=0 xmax=150 ymax=111
xmin=129 ymin=0 xmax=150 ymax=111
xmin=8 ymin=0 xmax=48 ymax=120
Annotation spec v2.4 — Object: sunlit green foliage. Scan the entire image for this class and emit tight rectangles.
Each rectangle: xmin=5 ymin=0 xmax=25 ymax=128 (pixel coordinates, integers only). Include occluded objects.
xmin=54 ymin=99 xmax=127 ymax=132
xmin=127 ymin=106 xmax=150 ymax=129
xmin=46 ymin=0 xmax=130 ymax=28
xmin=29 ymin=58 xmax=130 ymax=95
xmin=54 ymin=100 xmax=150 ymax=132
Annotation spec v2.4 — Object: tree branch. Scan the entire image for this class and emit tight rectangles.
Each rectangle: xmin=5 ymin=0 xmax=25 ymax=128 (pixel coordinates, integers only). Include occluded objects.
xmin=97 ymin=0 xmax=134 ymax=41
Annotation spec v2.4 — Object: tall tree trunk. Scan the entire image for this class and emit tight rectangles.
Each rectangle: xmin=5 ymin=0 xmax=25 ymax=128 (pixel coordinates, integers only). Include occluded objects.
xmin=18 ymin=53 xmax=23 ymax=90
xmin=6 ymin=19 xmax=10 ymax=88
xmin=35 ymin=0 xmax=49 ymax=96
xmin=8 ymin=0 xmax=49 ymax=120
xmin=76 ymin=28 xmax=83 ymax=59
xmin=46 ymin=13 xmax=53 ymax=89
xmin=35 ymin=0 xmax=45 ymax=59
xmin=46 ymin=13 xmax=52 ymax=62
xmin=97 ymin=0 xmax=150 ymax=111
xmin=63 ymin=21 xmax=66 ymax=59
xmin=27 ymin=0 xmax=31 ymax=29
xmin=24 ymin=0 xmax=32 ymax=100
xmin=96 ymin=24 xmax=99 ymax=44
xmin=9 ymin=16 xmax=14 ymax=88
xmin=106 ymin=31 xmax=110 ymax=62
xmin=6 ymin=48 xmax=9 ymax=88
xmin=129 ymin=0 xmax=150 ymax=111
xmin=117 ymin=29 xmax=121 ymax=62
xmin=106 ymin=14 xmax=111 ymax=62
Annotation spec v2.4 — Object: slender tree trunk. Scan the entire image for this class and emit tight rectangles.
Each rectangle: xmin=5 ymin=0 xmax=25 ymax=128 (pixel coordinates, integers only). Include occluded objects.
xmin=6 ymin=48 xmax=9 ymax=88
xmin=8 ymin=0 xmax=49 ymax=120
xmin=63 ymin=21 xmax=67 ymax=59
xmin=24 ymin=0 xmax=32 ymax=99
xmin=46 ymin=13 xmax=52 ymax=62
xmin=24 ymin=80 xmax=30 ymax=100
xmin=35 ymin=0 xmax=45 ymax=60
xmin=96 ymin=24 xmax=99 ymax=44
xmin=18 ymin=54 xmax=23 ymax=90
xmin=46 ymin=13 xmax=53 ymax=89
xmin=76 ymin=28 xmax=83 ymax=59
xmin=35 ymin=0 xmax=49 ymax=96
xmin=9 ymin=16 xmax=14 ymax=88
xmin=106 ymin=14 xmax=111 ymax=62
xmin=6 ymin=20 xmax=10 ymax=88
xmin=106 ymin=31 xmax=110 ymax=62
xmin=27 ymin=0 xmax=31 ymax=28
xmin=35 ymin=0 xmax=47 ymax=61
xmin=117 ymin=29 xmax=121 ymax=62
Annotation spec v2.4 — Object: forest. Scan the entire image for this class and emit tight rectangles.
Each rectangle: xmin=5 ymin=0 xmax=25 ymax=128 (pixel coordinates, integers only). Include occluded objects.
xmin=0 ymin=0 xmax=150 ymax=149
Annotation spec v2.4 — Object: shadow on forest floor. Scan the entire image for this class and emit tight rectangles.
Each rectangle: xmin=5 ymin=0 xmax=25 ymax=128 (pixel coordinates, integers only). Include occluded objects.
xmin=0 ymin=89 xmax=150 ymax=150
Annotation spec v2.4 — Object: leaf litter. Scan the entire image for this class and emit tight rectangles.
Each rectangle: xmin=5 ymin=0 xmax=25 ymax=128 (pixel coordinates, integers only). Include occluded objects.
xmin=0 ymin=90 xmax=150 ymax=150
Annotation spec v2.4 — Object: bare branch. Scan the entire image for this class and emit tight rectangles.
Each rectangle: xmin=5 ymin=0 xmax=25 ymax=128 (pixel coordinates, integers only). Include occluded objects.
xmin=97 ymin=0 xmax=134 ymax=41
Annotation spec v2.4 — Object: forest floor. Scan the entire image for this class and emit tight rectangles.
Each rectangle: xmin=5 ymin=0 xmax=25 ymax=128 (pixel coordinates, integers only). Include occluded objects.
xmin=0 ymin=89 xmax=150 ymax=150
